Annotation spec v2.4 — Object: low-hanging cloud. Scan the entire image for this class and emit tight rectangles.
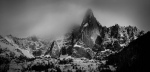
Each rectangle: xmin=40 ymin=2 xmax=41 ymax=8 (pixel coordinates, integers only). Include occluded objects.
xmin=0 ymin=0 xmax=150 ymax=40
xmin=27 ymin=3 xmax=88 ymax=40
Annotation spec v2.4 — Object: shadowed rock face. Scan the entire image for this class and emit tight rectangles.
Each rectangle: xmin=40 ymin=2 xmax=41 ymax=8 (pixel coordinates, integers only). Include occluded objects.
xmin=102 ymin=31 xmax=150 ymax=72
xmin=44 ymin=41 xmax=61 ymax=58
xmin=44 ymin=41 xmax=55 ymax=56
xmin=50 ymin=41 xmax=61 ymax=58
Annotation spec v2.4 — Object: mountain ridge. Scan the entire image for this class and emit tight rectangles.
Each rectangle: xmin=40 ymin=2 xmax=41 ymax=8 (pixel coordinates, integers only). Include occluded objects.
xmin=0 ymin=9 xmax=147 ymax=72
xmin=0 ymin=9 xmax=145 ymax=59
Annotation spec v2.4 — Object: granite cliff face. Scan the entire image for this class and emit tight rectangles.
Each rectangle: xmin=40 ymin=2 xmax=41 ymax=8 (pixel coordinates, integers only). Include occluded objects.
xmin=63 ymin=9 xmax=144 ymax=59
xmin=77 ymin=9 xmax=103 ymax=48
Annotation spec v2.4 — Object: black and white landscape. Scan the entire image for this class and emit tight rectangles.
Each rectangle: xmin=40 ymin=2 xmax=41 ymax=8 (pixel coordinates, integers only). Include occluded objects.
xmin=0 ymin=0 xmax=149 ymax=72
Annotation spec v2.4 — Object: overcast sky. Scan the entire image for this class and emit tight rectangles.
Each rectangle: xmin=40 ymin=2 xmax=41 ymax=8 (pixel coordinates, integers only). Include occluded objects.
xmin=0 ymin=0 xmax=150 ymax=39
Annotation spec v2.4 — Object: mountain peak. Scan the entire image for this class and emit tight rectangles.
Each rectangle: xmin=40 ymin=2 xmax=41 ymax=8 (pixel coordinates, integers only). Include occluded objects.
xmin=80 ymin=9 xmax=102 ymax=29
xmin=82 ymin=9 xmax=95 ymax=25
xmin=75 ymin=9 xmax=103 ymax=48
xmin=85 ymin=9 xmax=94 ymax=18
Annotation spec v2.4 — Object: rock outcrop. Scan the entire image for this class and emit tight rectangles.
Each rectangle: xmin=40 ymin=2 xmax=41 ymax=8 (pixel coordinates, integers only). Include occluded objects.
xmin=68 ymin=9 xmax=144 ymax=59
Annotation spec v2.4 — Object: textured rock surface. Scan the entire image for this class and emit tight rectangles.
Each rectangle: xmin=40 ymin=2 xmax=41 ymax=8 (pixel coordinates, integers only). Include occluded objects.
xmin=68 ymin=9 xmax=144 ymax=59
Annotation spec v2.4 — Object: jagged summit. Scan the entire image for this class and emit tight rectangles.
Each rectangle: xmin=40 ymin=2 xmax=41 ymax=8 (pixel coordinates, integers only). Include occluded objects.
xmin=75 ymin=9 xmax=103 ymax=48
xmin=82 ymin=9 xmax=94 ymax=24
xmin=80 ymin=9 xmax=102 ymax=30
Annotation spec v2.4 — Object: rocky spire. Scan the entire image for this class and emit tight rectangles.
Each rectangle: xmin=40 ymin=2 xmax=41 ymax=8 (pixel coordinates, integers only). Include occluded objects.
xmin=82 ymin=9 xmax=94 ymax=24
xmin=80 ymin=9 xmax=102 ymax=30
xmin=75 ymin=9 xmax=103 ymax=48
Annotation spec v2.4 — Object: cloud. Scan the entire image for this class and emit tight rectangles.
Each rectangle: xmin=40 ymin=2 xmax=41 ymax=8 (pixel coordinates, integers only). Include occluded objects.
xmin=0 ymin=0 xmax=150 ymax=39
xmin=27 ymin=3 xmax=87 ymax=39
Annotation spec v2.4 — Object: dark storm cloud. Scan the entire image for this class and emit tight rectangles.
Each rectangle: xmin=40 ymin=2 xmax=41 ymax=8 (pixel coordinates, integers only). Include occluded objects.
xmin=0 ymin=0 xmax=150 ymax=39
